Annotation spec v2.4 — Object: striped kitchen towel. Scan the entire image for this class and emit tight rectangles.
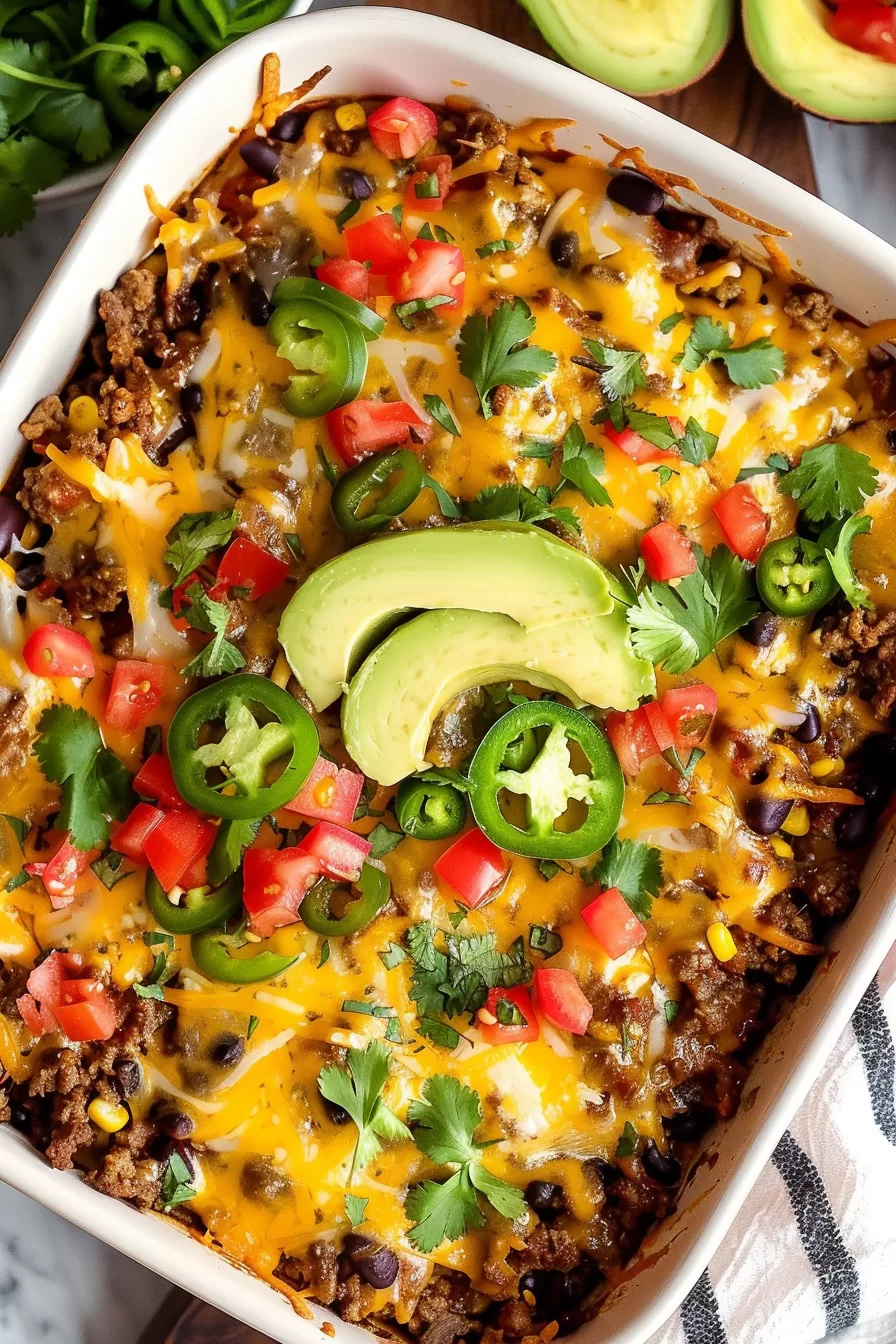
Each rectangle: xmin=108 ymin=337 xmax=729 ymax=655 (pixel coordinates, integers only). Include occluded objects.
xmin=648 ymin=944 xmax=896 ymax=1344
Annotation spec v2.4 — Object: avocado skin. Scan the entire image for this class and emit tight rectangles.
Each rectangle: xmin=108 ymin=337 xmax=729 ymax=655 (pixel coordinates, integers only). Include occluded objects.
xmin=279 ymin=524 xmax=618 ymax=713
xmin=341 ymin=606 xmax=655 ymax=787
xmin=519 ymin=0 xmax=734 ymax=97
xmin=744 ymin=0 xmax=896 ymax=123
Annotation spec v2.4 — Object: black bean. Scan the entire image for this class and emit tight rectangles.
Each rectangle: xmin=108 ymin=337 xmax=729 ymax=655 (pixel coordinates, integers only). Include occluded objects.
xmin=593 ymin=1158 xmax=621 ymax=1187
xmin=835 ymin=804 xmax=875 ymax=850
xmin=13 ymin=558 xmax=44 ymax=591
xmin=745 ymin=795 xmax=793 ymax=835
xmin=0 ymin=495 xmax=27 ymax=555
xmin=181 ymin=383 xmax=203 ymax=416
xmin=523 ymin=1264 xmax=597 ymax=1317
xmin=342 ymin=1234 xmax=372 ymax=1259
xmin=742 ymin=611 xmax=778 ymax=647
xmin=356 ymin=1246 xmax=399 ymax=1289
xmin=339 ymin=169 xmax=375 ymax=201
xmin=525 ymin=1180 xmax=564 ymax=1216
xmin=270 ymin=109 xmax=309 ymax=142
xmin=9 ymin=1106 xmax=29 ymax=1133
xmin=157 ymin=1108 xmax=194 ymax=1140
xmin=607 ymin=171 xmax=665 ymax=216
xmin=100 ymin=598 xmax=132 ymax=643
xmin=641 ymin=1139 xmax=681 ymax=1186
xmin=240 ymin=1154 xmax=291 ymax=1204
xmin=857 ymin=733 xmax=896 ymax=780
xmin=239 ymin=138 xmax=280 ymax=182
xmin=855 ymin=773 xmax=888 ymax=812
xmin=323 ymin=1097 xmax=351 ymax=1125
xmin=662 ymin=1107 xmax=714 ymax=1141
xmin=114 ymin=1059 xmax=142 ymax=1100
xmin=793 ymin=705 xmax=821 ymax=744
xmin=549 ymin=230 xmax=579 ymax=270
xmin=247 ymin=278 xmax=272 ymax=327
xmin=519 ymin=1271 xmax=538 ymax=1297
xmin=212 ymin=1033 xmax=245 ymax=1068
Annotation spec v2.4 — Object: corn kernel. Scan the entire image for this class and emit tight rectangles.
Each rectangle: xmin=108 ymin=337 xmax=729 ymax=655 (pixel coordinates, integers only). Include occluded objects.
xmin=810 ymin=757 xmax=842 ymax=779
xmin=271 ymin=652 xmax=291 ymax=689
xmin=88 ymin=1098 xmax=129 ymax=1133
xmin=335 ymin=102 xmax=366 ymax=132
xmin=707 ymin=922 xmax=737 ymax=963
xmin=68 ymin=395 xmax=103 ymax=434
xmin=770 ymin=836 xmax=794 ymax=860
xmin=781 ymin=804 xmax=809 ymax=836
xmin=21 ymin=521 xmax=40 ymax=549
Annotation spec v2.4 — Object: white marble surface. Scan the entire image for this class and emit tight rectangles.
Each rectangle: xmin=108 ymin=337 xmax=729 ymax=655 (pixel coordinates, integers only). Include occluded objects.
xmin=2 ymin=25 xmax=896 ymax=1344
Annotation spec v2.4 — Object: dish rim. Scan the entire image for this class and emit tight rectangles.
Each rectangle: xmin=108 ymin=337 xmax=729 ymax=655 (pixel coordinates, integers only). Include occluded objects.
xmin=2 ymin=8 xmax=896 ymax=1343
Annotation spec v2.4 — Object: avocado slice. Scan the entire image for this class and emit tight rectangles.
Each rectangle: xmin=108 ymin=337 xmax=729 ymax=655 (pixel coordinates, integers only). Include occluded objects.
xmin=341 ymin=606 xmax=654 ymax=786
xmin=519 ymin=0 xmax=734 ymax=96
xmin=744 ymin=0 xmax=896 ymax=122
xmin=279 ymin=524 xmax=618 ymax=711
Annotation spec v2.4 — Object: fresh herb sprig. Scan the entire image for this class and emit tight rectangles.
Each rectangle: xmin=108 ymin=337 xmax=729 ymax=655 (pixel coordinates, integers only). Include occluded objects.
xmin=458 ymin=298 xmax=556 ymax=418
xmin=33 ymin=705 xmax=133 ymax=851
xmin=676 ymin=315 xmax=785 ymax=388
xmin=318 ymin=1040 xmax=411 ymax=1182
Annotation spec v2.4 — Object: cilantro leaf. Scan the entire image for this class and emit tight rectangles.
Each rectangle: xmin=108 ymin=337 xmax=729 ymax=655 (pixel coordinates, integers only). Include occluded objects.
xmin=463 ymin=483 xmax=580 ymax=535
xmin=25 ymin=90 xmax=110 ymax=163
xmin=677 ymin=315 xmax=785 ymax=388
xmin=418 ymin=1017 xmax=462 ymax=1050
xmin=179 ymin=584 xmax=246 ymax=679
xmin=345 ymin=1193 xmax=368 ymax=1227
xmin=458 ymin=298 xmax=556 ymax=418
xmin=477 ymin=238 xmax=517 ymax=258
xmin=625 ymin=544 xmax=759 ymax=673
xmin=33 ymin=706 xmax=133 ymax=850
xmin=405 ymin=1075 xmax=526 ymax=1251
xmin=0 ymin=133 xmax=67 ymax=193
xmin=318 ymin=1040 xmax=411 ymax=1182
xmin=615 ymin=1120 xmax=640 ymax=1158
xmin=582 ymin=340 xmax=647 ymax=402
xmin=163 ymin=510 xmax=239 ymax=585
xmin=407 ymin=922 xmax=530 ymax=1026
xmin=0 ymin=180 xmax=32 ymax=233
xmin=678 ymin=417 xmax=718 ymax=466
xmin=623 ymin=407 xmax=680 ymax=453
xmin=518 ymin=439 xmax=555 ymax=461
xmin=596 ymin=837 xmax=662 ymax=923
xmin=529 ymin=924 xmax=563 ymax=957
xmin=367 ymin=823 xmax=404 ymax=859
xmin=90 ymin=851 xmax=131 ymax=889
xmin=160 ymin=1150 xmax=195 ymax=1209
xmin=207 ymin=817 xmax=260 ymax=887
xmin=423 ymin=394 xmax=460 ymax=437
xmin=778 ymin=442 xmax=879 ymax=522
xmin=824 ymin=513 xmax=872 ymax=611
xmin=659 ymin=312 xmax=684 ymax=334
xmin=558 ymin=423 xmax=612 ymax=507
xmin=423 ymin=473 xmax=463 ymax=519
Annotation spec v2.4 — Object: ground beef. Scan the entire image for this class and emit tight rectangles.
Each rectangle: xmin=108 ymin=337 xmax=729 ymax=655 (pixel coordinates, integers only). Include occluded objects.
xmin=323 ymin=125 xmax=361 ymax=156
xmin=496 ymin=1299 xmax=533 ymax=1337
xmin=820 ymin=608 xmax=896 ymax=720
xmin=796 ymin=856 xmax=859 ymax=920
xmin=278 ymin=1239 xmax=339 ymax=1303
xmin=688 ymin=274 xmax=744 ymax=307
xmin=731 ymin=893 xmax=815 ymax=986
xmin=0 ymin=688 xmax=30 ymax=776
xmin=446 ymin=108 xmax=507 ymax=163
xmin=650 ymin=209 xmax=721 ymax=285
xmin=514 ymin=1224 xmax=579 ymax=1273
xmin=98 ymin=268 xmax=163 ymax=370
xmin=98 ymin=359 xmax=156 ymax=449
xmin=60 ymin=548 xmax=127 ymax=617
xmin=18 ymin=394 xmax=65 ymax=443
xmin=536 ymin=286 xmax=605 ymax=337
xmin=783 ymin=288 xmax=835 ymax=332
xmin=336 ymin=1274 xmax=376 ymax=1323
xmin=89 ymin=1120 xmax=160 ymax=1207
xmin=17 ymin=429 xmax=105 ymax=526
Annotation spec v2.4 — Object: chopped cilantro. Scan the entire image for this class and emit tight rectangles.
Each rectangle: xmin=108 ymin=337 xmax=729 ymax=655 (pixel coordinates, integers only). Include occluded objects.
xmin=178 ymin=584 xmax=246 ymax=680
xmin=659 ymin=312 xmax=685 ymax=334
xmin=582 ymin=339 xmax=647 ymax=401
xmin=414 ymin=172 xmax=440 ymax=199
xmin=316 ymin=444 xmax=339 ymax=484
xmin=207 ymin=818 xmax=260 ymax=888
xmin=418 ymin=1017 xmax=462 ymax=1050
xmin=676 ymin=315 xmax=785 ymax=388
xmin=160 ymin=1150 xmax=195 ymax=1210
xmin=33 ymin=706 xmax=133 ymax=851
xmin=405 ymin=1075 xmax=526 ymax=1252
xmin=335 ymin=199 xmax=361 ymax=231
xmin=615 ymin=1120 xmax=640 ymax=1158
xmin=623 ymin=407 xmax=681 ymax=453
xmin=494 ymin=996 xmax=527 ymax=1028
xmin=595 ymin=837 xmax=662 ymax=923
xmin=778 ymin=442 xmax=879 ymax=522
xmin=318 ymin=1040 xmax=411 ymax=1181
xmin=318 ymin=939 xmax=331 ymax=968
xmin=518 ymin=438 xmax=555 ymax=461
xmin=390 ymin=203 xmax=403 ymax=227
xmin=284 ymin=532 xmax=304 ymax=562
xmin=345 ymin=1193 xmax=368 ymax=1226
xmin=476 ymin=238 xmax=517 ymax=258
xmin=379 ymin=942 xmax=407 ymax=970
xmin=406 ymin=922 xmax=531 ymax=1026
xmin=134 ymin=982 xmax=165 ymax=1001
xmin=394 ymin=294 xmax=454 ymax=330
xmin=6 ymin=871 xmax=28 ymax=892
xmin=529 ymin=925 xmax=563 ymax=957
xmin=163 ymin=510 xmax=238 ymax=586
xmin=90 ymin=851 xmax=130 ymax=889
xmin=654 ymin=465 xmax=677 ymax=486
xmin=423 ymin=394 xmax=460 ymax=436
xmin=367 ymin=823 xmax=404 ymax=859
xmin=463 ymin=482 xmax=581 ymax=536
xmin=824 ymin=512 xmax=872 ymax=610
xmin=247 ymin=1015 xmax=259 ymax=1039
xmin=423 ymin=473 xmax=463 ymax=518
xmin=736 ymin=452 xmax=791 ymax=481
xmin=677 ymin=417 xmax=718 ymax=466
xmin=458 ymin=298 xmax=556 ymax=418
xmin=664 ymin=1000 xmax=679 ymax=1025
xmin=558 ymin=422 xmax=612 ymax=507
xmin=416 ymin=766 xmax=471 ymax=794
xmin=417 ymin=223 xmax=454 ymax=243
xmin=644 ymin=790 xmax=690 ymax=806
xmin=624 ymin=544 xmax=759 ymax=674
xmin=536 ymin=859 xmax=561 ymax=882
xmin=2 ymin=815 xmax=26 ymax=848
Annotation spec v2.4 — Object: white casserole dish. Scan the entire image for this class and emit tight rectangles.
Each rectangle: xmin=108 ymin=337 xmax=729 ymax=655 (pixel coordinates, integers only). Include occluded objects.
xmin=2 ymin=8 xmax=896 ymax=1342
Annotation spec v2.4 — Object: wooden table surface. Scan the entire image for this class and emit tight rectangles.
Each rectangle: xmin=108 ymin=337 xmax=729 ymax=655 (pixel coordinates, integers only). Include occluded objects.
xmin=144 ymin=1 xmax=815 ymax=1339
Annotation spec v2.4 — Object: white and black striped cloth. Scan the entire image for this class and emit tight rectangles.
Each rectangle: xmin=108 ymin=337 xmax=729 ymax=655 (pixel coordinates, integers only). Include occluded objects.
xmin=648 ymin=956 xmax=896 ymax=1344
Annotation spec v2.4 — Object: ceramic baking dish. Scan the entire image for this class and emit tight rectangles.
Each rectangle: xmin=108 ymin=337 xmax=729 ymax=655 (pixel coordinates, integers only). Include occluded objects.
xmin=2 ymin=8 xmax=896 ymax=1342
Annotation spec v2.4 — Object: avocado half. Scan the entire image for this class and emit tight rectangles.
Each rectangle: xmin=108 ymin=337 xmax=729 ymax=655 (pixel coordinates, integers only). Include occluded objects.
xmin=744 ymin=0 xmax=896 ymax=122
xmin=342 ymin=607 xmax=654 ymax=786
xmin=519 ymin=0 xmax=734 ymax=96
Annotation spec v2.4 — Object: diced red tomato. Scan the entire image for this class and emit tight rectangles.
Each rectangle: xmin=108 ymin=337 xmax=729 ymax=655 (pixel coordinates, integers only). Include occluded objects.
xmin=16 ymin=951 xmax=113 ymax=1040
xmin=712 ymin=483 xmax=768 ymax=562
xmin=167 ymin=571 xmax=206 ymax=633
xmin=433 ymin=829 xmax=508 ymax=909
xmin=143 ymin=809 xmax=216 ymax=892
xmin=404 ymin=154 xmax=452 ymax=213
xmin=605 ymin=706 xmax=662 ymax=776
xmin=209 ymin=537 xmax=289 ymax=603
xmin=25 ymin=835 xmax=97 ymax=910
xmin=326 ymin=399 xmax=432 ymax=466
xmin=16 ymin=950 xmax=83 ymax=1034
xmin=134 ymin=755 xmax=186 ymax=809
xmin=603 ymin=423 xmax=674 ymax=465
xmin=22 ymin=623 xmax=94 ymax=679
xmin=581 ymin=887 xmax=647 ymax=960
xmin=389 ymin=240 xmax=465 ymax=309
xmin=284 ymin=755 xmax=365 ymax=825
xmin=478 ymin=985 xmax=539 ymax=1045
xmin=54 ymin=991 xmax=117 ymax=1042
xmin=640 ymin=522 xmax=696 ymax=582
xmin=105 ymin=660 xmax=165 ymax=731
xmin=642 ymin=700 xmax=674 ymax=754
xmin=110 ymin=802 xmax=165 ymax=864
xmin=367 ymin=96 xmax=438 ymax=159
xmin=344 ymin=213 xmax=409 ymax=274
xmin=180 ymin=853 xmax=208 ymax=890
xmin=830 ymin=3 xmax=896 ymax=61
xmin=315 ymin=257 xmax=370 ymax=303
xmin=533 ymin=968 xmax=593 ymax=1035
xmin=660 ymin=684 xmax=718 ymax=753
xmin=298 ymin=821 xmax=371 ymax=883
xmin=243 ymin=846 xmax=322 ymax=939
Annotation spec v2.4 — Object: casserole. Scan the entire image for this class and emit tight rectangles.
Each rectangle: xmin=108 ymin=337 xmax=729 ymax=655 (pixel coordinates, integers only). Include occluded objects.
xmin=2 ymin=8 xmax=896 ymax=1343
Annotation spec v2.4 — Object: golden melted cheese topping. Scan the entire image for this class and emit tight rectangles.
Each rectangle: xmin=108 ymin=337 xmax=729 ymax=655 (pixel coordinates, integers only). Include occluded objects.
xmin=2 ymin=95 xmax=896 ymax=1306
